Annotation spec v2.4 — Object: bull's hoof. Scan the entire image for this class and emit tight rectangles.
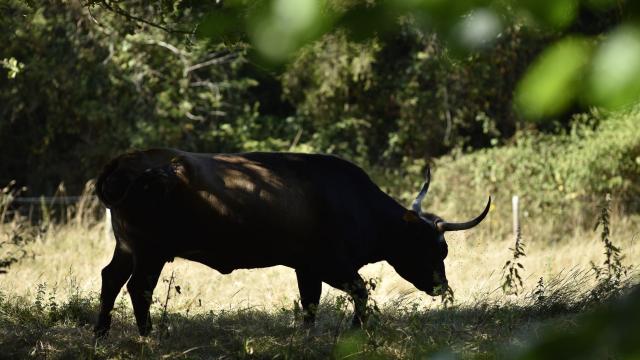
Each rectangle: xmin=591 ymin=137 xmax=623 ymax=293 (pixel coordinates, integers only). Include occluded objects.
xmin=138 ymin=322 xmax=153 ymax=337
xmin=94 ymin=325 xmax=110 ymax=339
xmin=350 ymin=316 xmax=365 ymax=329
xmin=94 ymin=315 xmax=112 ymax=339
xmin=301 ymin=314 xmax=316 ymax=328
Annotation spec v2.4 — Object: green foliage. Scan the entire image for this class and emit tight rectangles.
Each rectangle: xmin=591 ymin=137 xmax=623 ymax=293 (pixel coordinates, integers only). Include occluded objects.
xmin=588 ymin=25 xmax=640 ymax=108
xmin=516 ymin=37 xmax=593 ymax=119
xmin=2 ymin=0 xmax=640 ymax=202
xmin=0 ymin=0 xmax=258 ymax=193
xmin=184 ymin=0 xmax=639 ymax=117
xmin=515 ymin=25 xmax=640 ymax=118
xmin=426 ymin=107 xmax=640 ymax=233
xmin=0 ymin=57 xmax=23 ymax=79
xmin=2 ymin=0 xmax=558 ymax=193
xmin=591 ymin=193 xmax=630 ymax=298
xmin=516 ymin=286 xmax=640 ymax=360
xmin=0 ymin=181 xmax=30 ymax=274
xmin=1 ymin=0 xmax=138 ymax=191
xmin=189 ymin=0 xmax=627 ymax=58
xmin=282 ymin=23 xmax=545 ymax=164
xmin=281 ymin=32 xmax=380 ymax=163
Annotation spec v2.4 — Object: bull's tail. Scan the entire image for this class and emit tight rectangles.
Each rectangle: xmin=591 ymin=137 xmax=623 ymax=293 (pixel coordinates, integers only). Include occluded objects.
xmin=95 ymin=157 xmax=121 ymax=208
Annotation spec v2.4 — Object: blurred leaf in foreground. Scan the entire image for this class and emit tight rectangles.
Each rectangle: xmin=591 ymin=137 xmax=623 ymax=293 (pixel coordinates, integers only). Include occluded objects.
xmin=516 ymin=286 xmax=640 ymax=360
xmin=588 ymin=25 xmax=640 ymax=109
xmin=515 ymin=37 xmax=592 ymax=119
xmin=451 ymin=7 xmax=502 ymax=50
xmin=518 ymin=0 xmax=579 ymax=29
xmin=333 ymin=329 xmax=367 ymax=359
xmin=247 ymin=0 xmax=333 ymax=63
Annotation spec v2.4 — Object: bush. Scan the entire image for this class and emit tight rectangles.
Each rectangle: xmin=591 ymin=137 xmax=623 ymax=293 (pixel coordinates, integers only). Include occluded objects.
xmin=422 ymin=107 xmax=640 ymax=233
xmin=0 ymin=0 xmax=257 ymax=194
xmin=282 ymin=22 xmax=548 ymax=165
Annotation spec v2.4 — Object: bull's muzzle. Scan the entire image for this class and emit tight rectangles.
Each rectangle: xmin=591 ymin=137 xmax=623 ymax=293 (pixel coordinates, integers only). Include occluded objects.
xmin=427 ymin=272 xmax=448 ymax=296
xmin=430 ymin=282 xmax=449 ymax=296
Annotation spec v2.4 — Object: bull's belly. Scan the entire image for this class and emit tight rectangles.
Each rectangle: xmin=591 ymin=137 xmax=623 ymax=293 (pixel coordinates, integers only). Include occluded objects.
xmin=177 ymin=249 xmax=300 ymax=274
xmin=115 ymin=216 xmax=345 ymax=273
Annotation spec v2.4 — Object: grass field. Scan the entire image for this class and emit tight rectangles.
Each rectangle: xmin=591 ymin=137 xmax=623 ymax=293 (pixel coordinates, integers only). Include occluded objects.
xmin=0 ymin=193 xmax=638 ymax=359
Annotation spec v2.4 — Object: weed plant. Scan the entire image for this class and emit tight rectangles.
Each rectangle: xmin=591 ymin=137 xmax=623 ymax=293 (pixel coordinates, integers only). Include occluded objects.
xmin=502 ymin=224 xmax=526 ymax=296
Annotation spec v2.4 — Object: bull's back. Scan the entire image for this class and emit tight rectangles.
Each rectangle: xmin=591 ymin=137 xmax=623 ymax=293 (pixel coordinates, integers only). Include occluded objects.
xmin=107 ymin=149 xmax=395 ymax=270
xmin=171 ymin=152 xmax=390 ymax=267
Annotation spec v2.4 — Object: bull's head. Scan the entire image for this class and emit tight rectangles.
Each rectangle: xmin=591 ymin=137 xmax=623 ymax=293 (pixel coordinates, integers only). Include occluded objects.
xmin=391 ymin=168 xmax=491 ymax=296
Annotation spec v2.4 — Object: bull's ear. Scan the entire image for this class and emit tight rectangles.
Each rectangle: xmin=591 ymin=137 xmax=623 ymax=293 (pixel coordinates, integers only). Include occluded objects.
xmin=170 ymin=156 xmax=191 ymax=185
xmin=403 ymin=210 xmax=422 ymax=223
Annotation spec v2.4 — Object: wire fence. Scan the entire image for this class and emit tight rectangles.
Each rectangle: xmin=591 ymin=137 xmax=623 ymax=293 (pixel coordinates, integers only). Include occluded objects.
xmin=2 ymin=194 xmax=106 ymax=226
xmin=10 ymin=196 xmax=96 ymax=205
xmin=3 ymin=194 xmax=113 ymax=239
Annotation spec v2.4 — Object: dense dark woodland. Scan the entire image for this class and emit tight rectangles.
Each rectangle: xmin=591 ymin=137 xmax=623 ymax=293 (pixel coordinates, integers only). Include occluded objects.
xmin=0 ymin=0 xmax=632 ymax=195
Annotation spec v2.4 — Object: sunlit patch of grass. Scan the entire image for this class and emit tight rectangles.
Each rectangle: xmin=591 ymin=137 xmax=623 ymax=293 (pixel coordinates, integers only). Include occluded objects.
xmin=0 ymin=189 xmax=638 ymax=358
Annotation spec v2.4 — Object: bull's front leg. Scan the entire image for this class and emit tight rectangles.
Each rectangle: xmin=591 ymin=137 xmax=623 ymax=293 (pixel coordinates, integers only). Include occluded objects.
xmin=95 ymin=246 xmax=133 ymax=338
xmin=295 ymin=269 xmax=322 ymax=325
xmin=126 ymin=256 xmax=165 ymax=336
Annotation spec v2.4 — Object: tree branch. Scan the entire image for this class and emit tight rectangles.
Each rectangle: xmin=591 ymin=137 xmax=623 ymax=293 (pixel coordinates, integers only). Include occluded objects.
xmin=184 ymin=52 xmax=239 ymax=75
xmin=98 ymin=1 xmax=191 ymax=34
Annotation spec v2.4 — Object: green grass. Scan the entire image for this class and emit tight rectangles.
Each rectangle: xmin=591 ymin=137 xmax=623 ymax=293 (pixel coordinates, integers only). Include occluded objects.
xmin=0 ymin=266 xmax=635 ymax=359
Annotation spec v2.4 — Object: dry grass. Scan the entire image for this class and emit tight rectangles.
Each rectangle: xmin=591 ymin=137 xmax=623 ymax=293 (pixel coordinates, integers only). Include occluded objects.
xmin=2 ymin=206 xmax=637 ymax=312
xmin=0 ymin=192 xmax=638 ymax=358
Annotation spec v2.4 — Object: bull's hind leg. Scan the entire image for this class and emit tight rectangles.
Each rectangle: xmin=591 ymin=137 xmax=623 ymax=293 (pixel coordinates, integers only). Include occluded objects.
xmin=95 ymin=246 xmax=133 ymax=338
xmin=295 ymin=270 xmax=322 ymax=325
xmin=126 ymin=256 xmax=165 ymax=336
xmin=325 ymin=273 xmax=368 ymax=328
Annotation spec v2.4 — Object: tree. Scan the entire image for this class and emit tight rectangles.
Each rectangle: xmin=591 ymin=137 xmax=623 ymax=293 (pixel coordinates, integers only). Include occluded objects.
xmin=87 ymin=0 xmax=640 ymax=119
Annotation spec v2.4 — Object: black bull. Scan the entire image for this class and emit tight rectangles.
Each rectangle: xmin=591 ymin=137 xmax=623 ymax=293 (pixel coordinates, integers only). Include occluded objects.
xmin=94 ymin=149 xmax=490 ymax=336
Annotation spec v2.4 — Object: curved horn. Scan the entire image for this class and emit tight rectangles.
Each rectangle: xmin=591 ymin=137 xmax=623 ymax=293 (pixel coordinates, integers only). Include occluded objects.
xmin=411 ymin=167 xmax=431 ymax=214
xmin=436 ymin=196 xmax=491 ymax=232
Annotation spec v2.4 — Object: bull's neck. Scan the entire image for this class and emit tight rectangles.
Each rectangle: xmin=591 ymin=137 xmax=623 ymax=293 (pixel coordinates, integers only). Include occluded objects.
xmin=367 ymin=200 xmax=410 ymax=264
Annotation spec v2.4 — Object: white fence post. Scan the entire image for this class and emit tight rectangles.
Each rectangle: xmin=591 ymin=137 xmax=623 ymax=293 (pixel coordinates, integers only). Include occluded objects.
xmin=104 ymin=208 xmax=113 ymax=240
xmin=512 ymin=195 xmax=520 ymax=240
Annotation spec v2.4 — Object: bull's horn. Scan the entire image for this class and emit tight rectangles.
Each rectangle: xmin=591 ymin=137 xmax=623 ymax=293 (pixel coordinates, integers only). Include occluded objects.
xmin=411 ymin=167 xmax=431 ymax=214
xmin=436 ymin=196 xmax=491 ymax=232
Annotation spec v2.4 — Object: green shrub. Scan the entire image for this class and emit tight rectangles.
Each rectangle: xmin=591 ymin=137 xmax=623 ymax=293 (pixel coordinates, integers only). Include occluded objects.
xmin=282 ymin=22 xmax=548 ymax=165
xmin=421 ymin=107 xmax=640 ymax=233
xmin=0 ymin=0 xmax=257 ymax=194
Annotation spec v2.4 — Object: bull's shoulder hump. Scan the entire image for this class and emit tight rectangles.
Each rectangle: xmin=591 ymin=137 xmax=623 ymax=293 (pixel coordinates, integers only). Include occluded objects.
xmin=113 ymin=148 xmax=187 ymax=169
xmin=171 ymin=153 xmax=284 ymax=193
xmin=229 ymin=152 xmax=368 ymax=174
xmin=169 ymin=151 xmax=376 ymax=190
